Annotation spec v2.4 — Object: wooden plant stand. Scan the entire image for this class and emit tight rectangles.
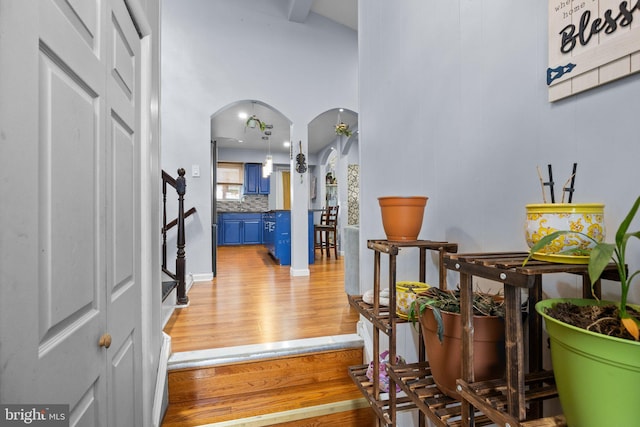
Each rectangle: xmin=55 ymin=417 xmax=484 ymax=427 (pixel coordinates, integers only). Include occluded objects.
xmin=348 ymin=239 xmax=458 ymax=426
xmin=444 ymin=252 xmax=620 ymax=427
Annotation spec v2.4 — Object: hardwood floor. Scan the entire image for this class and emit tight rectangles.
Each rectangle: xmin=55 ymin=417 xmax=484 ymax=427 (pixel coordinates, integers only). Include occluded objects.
xmin=163 ymin=245 xmax=359 ymax=352
xmin=161 ymin=245 xmax=377 ymax=426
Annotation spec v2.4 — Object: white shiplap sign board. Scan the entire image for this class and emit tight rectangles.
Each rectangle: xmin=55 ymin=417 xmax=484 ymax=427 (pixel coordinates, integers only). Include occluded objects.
xmin=548 ymin=0 xmax=640 ymax=102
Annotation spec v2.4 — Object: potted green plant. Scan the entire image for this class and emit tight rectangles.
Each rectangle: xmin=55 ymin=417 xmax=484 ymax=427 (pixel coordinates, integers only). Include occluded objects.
xmin=408 ymin=287 xmax=506 ymax=399
xmin=335 ymin=122 xmax=352 ymax=137
xmin=525 ymin=195 xmax=640 ymax=427
xmin=246 ymin=115 xmax=266 ymax=132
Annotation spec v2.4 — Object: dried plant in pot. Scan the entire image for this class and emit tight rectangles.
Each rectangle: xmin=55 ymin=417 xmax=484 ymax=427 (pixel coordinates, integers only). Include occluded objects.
xmin=408 ymin=287 xmax=506 ymax=399
xmin=524 ymin=195 xmax=640 ymax=427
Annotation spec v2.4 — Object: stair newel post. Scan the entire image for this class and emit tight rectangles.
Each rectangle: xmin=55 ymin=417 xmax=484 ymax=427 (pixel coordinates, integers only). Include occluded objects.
xmin=175 ymin=168 xmax=189 ymax=305
xmin=162 ymin=176 xmax=168 ymax=271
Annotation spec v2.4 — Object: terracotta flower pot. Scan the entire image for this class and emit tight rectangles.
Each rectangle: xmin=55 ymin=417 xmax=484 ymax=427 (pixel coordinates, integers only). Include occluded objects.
xmin=378 ymin=196 xmax=428 ymax=241
xmin=419 ymin=306 xmax=505 ymax=399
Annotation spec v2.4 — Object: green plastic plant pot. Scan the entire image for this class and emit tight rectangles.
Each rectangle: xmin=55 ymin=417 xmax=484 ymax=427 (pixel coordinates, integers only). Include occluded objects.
xmin=536 ymin=298 xmax=640 ymax=427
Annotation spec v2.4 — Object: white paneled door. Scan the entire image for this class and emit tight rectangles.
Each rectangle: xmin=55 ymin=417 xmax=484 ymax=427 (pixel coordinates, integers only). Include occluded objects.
xmin=0 ymin=0 xmax=143 ymax=425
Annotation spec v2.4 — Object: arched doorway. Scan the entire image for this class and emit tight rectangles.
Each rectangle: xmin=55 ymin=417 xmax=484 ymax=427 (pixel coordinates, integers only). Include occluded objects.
xmin=307 ymin=108 xmax=358 ymax=259
xmin=210 ymin=100 xmax=292 ymax=275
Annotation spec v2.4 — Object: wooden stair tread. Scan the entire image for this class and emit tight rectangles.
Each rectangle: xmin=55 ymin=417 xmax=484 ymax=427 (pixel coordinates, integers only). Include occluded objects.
xmin=163 ymin=347 xmax=372 ymax=426
xmin=168 ymin=348 xmax=364 ymax=402
xmin=161 ymin=376 xmax=366 ymax=426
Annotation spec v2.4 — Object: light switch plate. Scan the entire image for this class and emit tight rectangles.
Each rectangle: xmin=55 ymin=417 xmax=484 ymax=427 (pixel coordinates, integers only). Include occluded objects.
xmin=192 ymin=164 xmax=200 ymax=177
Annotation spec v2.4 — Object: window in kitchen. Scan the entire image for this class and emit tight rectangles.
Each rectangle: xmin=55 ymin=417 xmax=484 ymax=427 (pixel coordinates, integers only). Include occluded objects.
xmin=217 ymin=162 xmax=243 ymax=200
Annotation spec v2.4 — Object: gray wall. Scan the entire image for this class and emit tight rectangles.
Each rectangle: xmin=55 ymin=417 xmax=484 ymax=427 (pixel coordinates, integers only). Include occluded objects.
xmin=161 ymin=0 xmax=358 ymax=275
xmin=360 ymin=0 xmax=640 ymax=298
xmin=160 ymin=2 xmax=640 ymax=423
xmin=359 ymin=3 xmax=640 ymax=422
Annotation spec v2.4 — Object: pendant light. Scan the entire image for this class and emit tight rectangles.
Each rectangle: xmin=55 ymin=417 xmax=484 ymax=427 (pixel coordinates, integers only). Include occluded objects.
xmin=262 ymin=135 xmax=272 ymax=177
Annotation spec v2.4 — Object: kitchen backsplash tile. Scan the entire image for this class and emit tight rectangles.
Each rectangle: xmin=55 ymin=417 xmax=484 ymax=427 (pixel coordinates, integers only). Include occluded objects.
xmin=217 ymin=194 xmax=268 ymax=212
xmin=347 ymin=164 xmax=359 ymax=225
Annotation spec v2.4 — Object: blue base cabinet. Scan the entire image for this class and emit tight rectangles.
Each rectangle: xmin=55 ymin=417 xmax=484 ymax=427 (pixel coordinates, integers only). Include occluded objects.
xmin=262 ymin=211 xmax=314 ymax=265
xmin=262 ymin=211 xmax=288 ymax=264
xmin=218 ymin=213 xmax=263 ymax=245
xmin=242 ymin=215 xmax=262 ymax=244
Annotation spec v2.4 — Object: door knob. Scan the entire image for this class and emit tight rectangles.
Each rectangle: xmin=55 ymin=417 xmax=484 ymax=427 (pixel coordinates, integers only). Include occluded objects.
xmin=99 ymin=333 xmax=112 ymax=348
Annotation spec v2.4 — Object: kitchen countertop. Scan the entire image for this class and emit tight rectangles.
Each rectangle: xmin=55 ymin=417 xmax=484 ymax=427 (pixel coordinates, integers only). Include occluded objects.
xmin=217 ymin=211 xmax=265 ymax=214
xmin=217 ymin=209 xmax=316 ymax=213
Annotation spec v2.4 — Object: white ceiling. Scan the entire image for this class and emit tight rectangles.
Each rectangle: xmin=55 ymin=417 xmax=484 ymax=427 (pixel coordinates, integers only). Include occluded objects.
xmin=211 ymin=101 xmax=358 ymax=155
xmin=210 ymin=0 xmax=358 ymax=156
xmin=310 ymin=0 xmax=357 ymax=31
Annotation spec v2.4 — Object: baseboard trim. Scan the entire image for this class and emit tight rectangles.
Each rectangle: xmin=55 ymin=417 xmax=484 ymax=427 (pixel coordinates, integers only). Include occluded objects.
xmin=190 ymin=272 xmax=214 ymax=282
xmin=152 ymin=332 xmax=171 ymax=427
xmin=357 ymin=320 xmax=373 ymax=363
xmin=289 ymin=267 xmax=310 ymax=276
xmin=194 ymin=398 xmax=370 ymax=427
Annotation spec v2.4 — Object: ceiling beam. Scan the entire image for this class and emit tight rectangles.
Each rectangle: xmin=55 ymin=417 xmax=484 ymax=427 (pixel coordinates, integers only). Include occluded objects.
xmin=287 ymin=0 xmax=313 ymax=23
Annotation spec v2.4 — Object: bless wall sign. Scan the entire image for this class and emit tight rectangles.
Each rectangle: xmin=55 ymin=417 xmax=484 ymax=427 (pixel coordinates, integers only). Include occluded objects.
xmin=548 ymin=0 xmax=640 ymax=102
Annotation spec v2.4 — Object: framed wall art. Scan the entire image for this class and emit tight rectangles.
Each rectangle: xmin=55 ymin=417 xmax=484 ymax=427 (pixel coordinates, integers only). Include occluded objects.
xmin=548 ymin=0 xmax=640 ymax=101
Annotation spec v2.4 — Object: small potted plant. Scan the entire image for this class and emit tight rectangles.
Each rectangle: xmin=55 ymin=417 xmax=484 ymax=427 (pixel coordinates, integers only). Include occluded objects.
xmin=525 ymin=195 xmax=640 ymax=427
xmin=246 ymin=115 xmax=266 ymax=132
xmin=335 ymin=122 xmax=352 ymax=137
xmin=408 ymin=287 xmax=506 ymax=399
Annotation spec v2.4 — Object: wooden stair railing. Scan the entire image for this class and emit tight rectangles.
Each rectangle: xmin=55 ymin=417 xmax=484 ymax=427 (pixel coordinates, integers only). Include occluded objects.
xmin=162 ymin=168 xmax=196 ymax=305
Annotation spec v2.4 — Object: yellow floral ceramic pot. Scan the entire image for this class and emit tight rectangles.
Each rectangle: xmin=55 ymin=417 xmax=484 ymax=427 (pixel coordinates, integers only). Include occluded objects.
xmin=525 ymin=203 xmax=605 ymax=264
xmin=396 ymin=281 xmax=430 ymax=319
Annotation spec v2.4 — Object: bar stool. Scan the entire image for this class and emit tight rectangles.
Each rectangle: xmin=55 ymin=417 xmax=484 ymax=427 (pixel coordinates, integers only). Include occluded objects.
xmin=314 ymin=205 xmax=339 ymax=258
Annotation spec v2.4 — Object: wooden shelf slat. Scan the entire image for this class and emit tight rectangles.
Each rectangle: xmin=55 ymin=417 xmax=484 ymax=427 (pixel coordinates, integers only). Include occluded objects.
xmin=385 ymin=361 xmax=494 ymax=427
xmin=367 ymin=239 xmax=459 ymax=253
xmin=443 ymin=252 xmax=609 ymax=427
xmin=348 ymin=365 xmax=417 ymax=425
xmin=354 ymin=240 xmax=459 ymax=426
xmin=347 ymin=295 xmax=412 ymax=335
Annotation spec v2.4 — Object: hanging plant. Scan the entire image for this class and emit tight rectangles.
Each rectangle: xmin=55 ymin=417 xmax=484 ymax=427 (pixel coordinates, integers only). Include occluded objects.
xmin=335 ymin=122 xmax=352 ymax=137
xmin=246 ymin=115 xmax=266 ymax=132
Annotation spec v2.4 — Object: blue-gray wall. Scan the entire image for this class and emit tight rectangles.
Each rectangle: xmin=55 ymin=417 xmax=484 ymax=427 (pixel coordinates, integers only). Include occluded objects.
xmin=359 ymin=3 xmax=640 ymax=422
xmin=161 ymin=0 xmax=358 ymax=275
xmin=161 ymin=1 xmax=640 ymax=424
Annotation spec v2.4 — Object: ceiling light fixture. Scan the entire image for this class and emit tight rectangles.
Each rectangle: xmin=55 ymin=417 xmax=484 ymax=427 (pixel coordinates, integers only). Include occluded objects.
xmin=263 ymin=134 xmax=273 ymax=178
xmin=263 ymin=155 xmax=273 ymax=178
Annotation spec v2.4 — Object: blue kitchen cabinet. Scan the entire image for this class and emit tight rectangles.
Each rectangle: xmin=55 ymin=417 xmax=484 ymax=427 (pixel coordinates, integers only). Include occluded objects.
xmin=262 ymin=211 xmax=314 ymax=265
xmin=262 ymin=211 xmax=275 ymax=248
xmin=242 ymin=215 xmax=262 ymax=244
xmin=244 ymin=163 xmax=270 ymax=195
xmin=262 ymin=211 xmax=288 ymax=263
xmin=221 ymin=216 xmax=242 ymax=245
xmin=259 ymin=172 xmax=270 ymax=195
xmin=219 ymin=213 xmax=263 ymax=245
